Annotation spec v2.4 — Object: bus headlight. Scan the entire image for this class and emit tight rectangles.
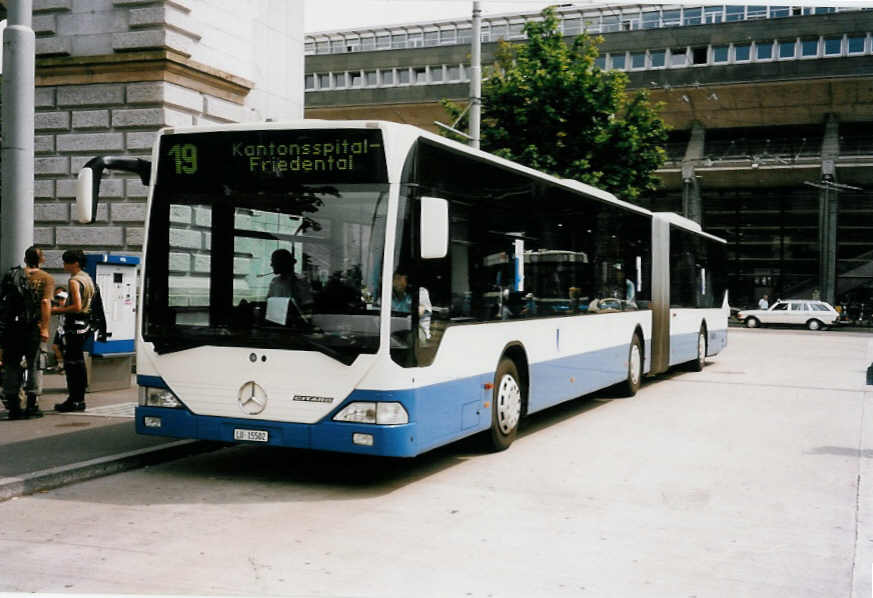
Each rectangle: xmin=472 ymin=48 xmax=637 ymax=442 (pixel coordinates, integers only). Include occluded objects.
xmin=138 ymin=386 xmax=183 ymax=408
xmin=333 ymin=401 xmax=409 ymax=425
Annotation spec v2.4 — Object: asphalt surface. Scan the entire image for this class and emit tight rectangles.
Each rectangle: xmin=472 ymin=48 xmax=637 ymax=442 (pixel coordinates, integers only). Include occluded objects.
xmin=0 ymin=323 xmax=869 ymax=503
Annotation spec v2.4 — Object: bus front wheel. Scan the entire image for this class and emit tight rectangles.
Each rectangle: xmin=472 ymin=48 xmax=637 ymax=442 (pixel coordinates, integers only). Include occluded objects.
xmin=490 ymin=358 xmax=523 ymax=451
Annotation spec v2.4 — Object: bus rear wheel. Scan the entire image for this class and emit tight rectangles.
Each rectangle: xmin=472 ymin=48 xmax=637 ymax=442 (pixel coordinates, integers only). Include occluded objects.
xmin=490 ymin=358 xmax=523 ymax=451
xmin=690 ymin=326 xmax=707 ymax=372
xmin=618 ymin=334 xmax=643 ymax=397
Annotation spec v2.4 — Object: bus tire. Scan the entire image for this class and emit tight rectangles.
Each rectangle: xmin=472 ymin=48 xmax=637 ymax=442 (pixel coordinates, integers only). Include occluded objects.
xmin=490 ymin=357 xmax=523 ymax=451
xmin=619 ymin=334 xmax=643 ymax=397
xmin=690 ymin=326 xmax=707 ymax=372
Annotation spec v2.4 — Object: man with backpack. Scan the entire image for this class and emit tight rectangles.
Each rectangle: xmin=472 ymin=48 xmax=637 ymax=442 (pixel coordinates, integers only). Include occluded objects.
xmin=0 ymin=246 xmax=54 ymax=419
xmin=51 ymin=249 xmax=96 ymax=413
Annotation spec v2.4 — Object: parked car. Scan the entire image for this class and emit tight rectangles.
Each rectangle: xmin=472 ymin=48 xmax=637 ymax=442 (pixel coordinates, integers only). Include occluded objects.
xmin=736 ymin=299 xmax=839 ymax=330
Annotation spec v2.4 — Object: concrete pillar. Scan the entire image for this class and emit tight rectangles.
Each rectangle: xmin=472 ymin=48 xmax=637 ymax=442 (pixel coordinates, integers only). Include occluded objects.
xmin=681 ymin=121 xmax=705 ymax=224
xmin=1 ymin=0 xmax=36 ymax=271
xmin=818 ymin=114 xmax=839 ymax=305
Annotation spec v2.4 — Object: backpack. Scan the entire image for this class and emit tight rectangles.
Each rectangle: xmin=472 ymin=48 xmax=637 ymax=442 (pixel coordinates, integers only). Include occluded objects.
xmin=89 ymin=283 xmax=109 ymax=342
xmin=0 ymin=267 xmax=42 ymax=339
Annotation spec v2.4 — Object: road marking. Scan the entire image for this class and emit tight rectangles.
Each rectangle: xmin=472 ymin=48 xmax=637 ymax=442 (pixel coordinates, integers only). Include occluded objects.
xmin=54 ymin=402 xmax=136 ymax=418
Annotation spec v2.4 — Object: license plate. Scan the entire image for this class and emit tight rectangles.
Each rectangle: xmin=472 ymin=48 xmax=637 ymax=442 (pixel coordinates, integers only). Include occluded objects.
xmin=233 ymin=428 xmax=269 ymax=443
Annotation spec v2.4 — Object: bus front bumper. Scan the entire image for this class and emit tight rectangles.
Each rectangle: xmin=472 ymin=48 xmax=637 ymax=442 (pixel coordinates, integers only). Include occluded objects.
xmin=136 ymin=406 xmax=419 ymax=457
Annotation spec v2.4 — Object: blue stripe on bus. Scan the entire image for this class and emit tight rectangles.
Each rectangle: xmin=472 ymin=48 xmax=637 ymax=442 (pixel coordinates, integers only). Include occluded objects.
xmin=135 ymin=334 xmax=724 ymax=457
xmin=137 ymin=374 xmax=170 ymax=389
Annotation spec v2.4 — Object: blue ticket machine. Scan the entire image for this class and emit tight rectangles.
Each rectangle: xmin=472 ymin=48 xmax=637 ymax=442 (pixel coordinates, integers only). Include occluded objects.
xmin=83 ymin=254 xmax=139 ymax=391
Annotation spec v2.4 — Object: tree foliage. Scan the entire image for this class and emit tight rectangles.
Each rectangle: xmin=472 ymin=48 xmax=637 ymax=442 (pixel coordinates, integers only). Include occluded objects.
xmin=444 ymin=8 xmax=667 ymax=202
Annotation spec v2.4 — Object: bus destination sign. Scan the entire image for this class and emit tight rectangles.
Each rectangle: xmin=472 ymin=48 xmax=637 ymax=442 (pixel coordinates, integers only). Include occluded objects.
xmin=156 ymin=129 xmax=387 ymax=190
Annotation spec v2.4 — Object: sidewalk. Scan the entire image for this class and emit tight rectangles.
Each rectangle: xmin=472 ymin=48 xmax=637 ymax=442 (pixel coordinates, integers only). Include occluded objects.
xmin=0 ymin=373 xmax=215 ymax=500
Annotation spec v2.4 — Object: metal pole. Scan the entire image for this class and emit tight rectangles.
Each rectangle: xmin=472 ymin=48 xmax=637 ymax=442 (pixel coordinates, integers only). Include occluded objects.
xmin=1 ymin=0 xmax=36 ymax=272
xmin=470 ymin=0 xmax=481 ymax=150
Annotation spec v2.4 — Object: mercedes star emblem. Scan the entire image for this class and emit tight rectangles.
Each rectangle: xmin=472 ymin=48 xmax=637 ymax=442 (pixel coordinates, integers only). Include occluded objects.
xmin=238 ymin=381 xmax=268 ymax=415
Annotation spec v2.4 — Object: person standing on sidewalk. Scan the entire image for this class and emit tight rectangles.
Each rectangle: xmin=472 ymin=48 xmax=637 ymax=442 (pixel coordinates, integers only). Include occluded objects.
xmin=52 ymin=250 xmax=94 ymax=413
xmin=0 ymin=246 xmax=55 ymax=419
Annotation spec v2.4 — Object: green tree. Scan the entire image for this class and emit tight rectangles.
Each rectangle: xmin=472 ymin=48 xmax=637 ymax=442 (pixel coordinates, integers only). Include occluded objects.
xmin=444 ymin=8 xmax=667 ymax=202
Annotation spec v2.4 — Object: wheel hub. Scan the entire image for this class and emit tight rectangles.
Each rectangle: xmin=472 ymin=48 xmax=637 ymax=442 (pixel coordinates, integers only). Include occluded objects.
xmin=496 ymin=374 xmax=521 ymax=434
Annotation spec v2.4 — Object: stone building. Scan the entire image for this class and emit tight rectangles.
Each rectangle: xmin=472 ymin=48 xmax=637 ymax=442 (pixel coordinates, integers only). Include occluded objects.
xmin=304 ymin=4 xmax=873 ymax=310
xmin=1 ymin=0 xmax=304 ymax=271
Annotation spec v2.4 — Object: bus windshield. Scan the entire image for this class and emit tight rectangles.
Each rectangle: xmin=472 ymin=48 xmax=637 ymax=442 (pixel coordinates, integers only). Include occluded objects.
xmin=143 ymin=129 xmax=389 ymax=364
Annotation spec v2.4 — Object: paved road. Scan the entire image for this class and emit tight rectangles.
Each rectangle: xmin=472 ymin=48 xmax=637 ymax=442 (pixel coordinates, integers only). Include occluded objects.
xmin=0 ymin=328 xmax=869 ymax=597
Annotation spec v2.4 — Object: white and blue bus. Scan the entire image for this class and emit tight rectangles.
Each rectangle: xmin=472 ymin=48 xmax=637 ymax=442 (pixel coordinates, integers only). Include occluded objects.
xmin=75 ymin=120 xmax=728 ymax=457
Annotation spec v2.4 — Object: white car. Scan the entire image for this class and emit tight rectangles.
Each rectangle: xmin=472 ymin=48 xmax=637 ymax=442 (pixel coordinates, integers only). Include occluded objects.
xmin=736 ymin=299 xmax=839 ymax=330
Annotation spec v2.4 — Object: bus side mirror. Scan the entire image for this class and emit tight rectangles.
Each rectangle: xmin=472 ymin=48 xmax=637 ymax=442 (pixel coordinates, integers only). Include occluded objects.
xmin=420 ymin=196 xmax=448 ymax=259
xmin=75 ymin=167 xmax=94 ymax=223
xmin=75 ymin=156 xmax=152 ymax=224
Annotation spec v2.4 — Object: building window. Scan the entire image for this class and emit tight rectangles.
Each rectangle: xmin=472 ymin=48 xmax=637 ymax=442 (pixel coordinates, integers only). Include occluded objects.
xmin=692 ymin=46 xmax=708 ymax=65
xmin=458 ymin=28 xmax=472 ymax=44
xmin=824 ymin=37 xmax=842 ymax=56
xmin=594 ymin=56 xmax=606 ymax=69
xmin=712 ymin=45 xmax=729 ymax=63
xmin=304 ymin=42 xmax=314 ymax=55
xmin=642 ymin=11 xmax=660 ymax=29
xmin=778 ymin=39 xmax=796 ymax=59
xmin=801 ymin=38 xmax=819 ymax=58
xmin=756 ymin=41 xmax=774 ymax=60
xmin=610 ymin=53 xmax=626 ymax=70
xmin=414 ymin=67 xmax=427 ymax=84
xmin=622 ymin=13 xmax=640 ymax=30
xmin=563 ymin=17 xmax=581 ymax=35
xmin=441 ymin=28 xmax=456 ymax=44
xmin=424 ymin=31 xmax=439 ymax=46
xmin=304 ymin=74 xmax=315 ymax=90
xmin=631 ymin=52 xmax=646 ymax=69
xmin=397 ymin=68 xmax=411 ymax=85
xmin=447 ymin=65 xmax=461 ymax=81
xmin=376 ymin=35 xmax=390 ymax=50
xmin=602 ymin=16 xmax=619 ymax=32
xmin=704 ymin=6 xmax=723 ymax=24
xmin=332 ymin=72 xmax=346 ymax=88
xmin=725 ymin=5 xmax=745 ymax=22
xmin=318 ymin=73 xmax=330 ymax=89
xmin=683 ymin=7 xmax=701 ymax=26
xmin=848 ymin=35 xmax=866 ymax=54
xmin=331 ymin=40 xmax=345 ymax=54
xmin=491 ymin=24 xmax=507 ymax=40
xmin=350 ymin=72 xmax=363 ymax=87
xmin=509 ymin=23 xmax=524 ymax=38
xmin=381 ymin=69 xmax=394 ymax=85
xmin=408 ymin=32 xmax=423 ymax=48
xmin=430 ymin=65 xmax=444 ymax=82
xmin=345 ymin=38 xmax=360 ymax=53
xmin=734 ymin=43 xmax=751 ymax=62
xmin=361 ymin=36 xmax=375 ymax=51
xmin=365 ymin=71 xmax=378 ymax=86
xmin=650 ymin=49 xmax=666 ymax=68
xmin=391 ymin=33 xmax=406 ymax=49
xmin=770 ymin=6 xmax=790 ymax=18
xmin=480 ymin=27 xmax=490 ymax=42
xmin=662 ymin=10 xmax=681 ymax=27
xmin=316 ymin=41 xmax=329 ymax=54
xmin=670 ymin=48 xmax=688 ymax=67
xmin=747 ymin=5 xmax=767 ymax=19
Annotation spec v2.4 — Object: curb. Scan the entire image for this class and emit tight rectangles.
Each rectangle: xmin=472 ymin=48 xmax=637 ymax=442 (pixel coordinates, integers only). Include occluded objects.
xmin=0 ymin=439 xmax=221 ymax=502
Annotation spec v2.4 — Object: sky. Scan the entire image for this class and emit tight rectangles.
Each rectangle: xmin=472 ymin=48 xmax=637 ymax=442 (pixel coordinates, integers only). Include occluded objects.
xmin=303 ymin=0 xmax=564 ymax=32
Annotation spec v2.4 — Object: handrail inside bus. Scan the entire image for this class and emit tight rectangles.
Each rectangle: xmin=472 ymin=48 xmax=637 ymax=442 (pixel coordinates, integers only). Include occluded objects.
xmin=76 ymin=156 xmax=151 ymax=223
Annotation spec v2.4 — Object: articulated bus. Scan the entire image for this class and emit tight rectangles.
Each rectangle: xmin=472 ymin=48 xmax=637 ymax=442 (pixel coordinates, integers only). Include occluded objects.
xmin=75 ymin=120 xmax=728 ymax=457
